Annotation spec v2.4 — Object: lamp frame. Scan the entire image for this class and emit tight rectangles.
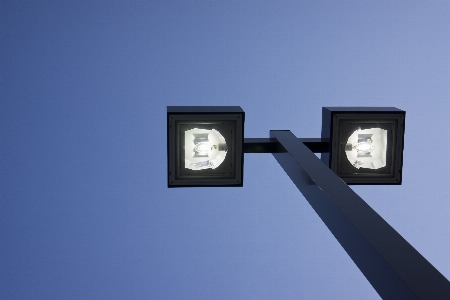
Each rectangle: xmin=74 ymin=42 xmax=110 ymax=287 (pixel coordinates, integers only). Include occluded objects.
xmin=167 ymin=106 xmax=244 ymax=187
xmin=321 ymin=107 xmax=405 ymax=185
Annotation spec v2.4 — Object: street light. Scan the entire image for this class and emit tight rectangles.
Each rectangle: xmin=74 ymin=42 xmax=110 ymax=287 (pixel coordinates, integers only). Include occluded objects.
xmin=167 ymin=106 xmax=450 ymax=299
xmin=321 ymin=107 xmax=405 ymax=184
xmin=167 ymin=106 xmax=244 ymax=187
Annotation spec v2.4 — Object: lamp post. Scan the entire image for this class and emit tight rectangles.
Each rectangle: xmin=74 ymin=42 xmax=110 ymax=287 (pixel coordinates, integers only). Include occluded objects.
xmin=167 ymin=106 xmax=450 ymax=299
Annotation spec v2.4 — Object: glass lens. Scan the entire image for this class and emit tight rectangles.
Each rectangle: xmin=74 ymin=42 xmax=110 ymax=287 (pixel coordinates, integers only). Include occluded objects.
xmin=345 ymin=128 xmax=387 ymax=170
xmin=185 ymin=128 xmax=228 ymax=170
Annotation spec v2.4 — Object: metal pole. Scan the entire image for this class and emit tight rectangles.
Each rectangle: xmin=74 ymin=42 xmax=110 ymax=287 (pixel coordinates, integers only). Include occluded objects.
xmin=270 ymin=130 xmax=450 ymax=300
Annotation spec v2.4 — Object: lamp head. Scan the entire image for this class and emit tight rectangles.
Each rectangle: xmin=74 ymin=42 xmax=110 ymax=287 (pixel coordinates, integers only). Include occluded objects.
xmin=167 ymin=106 xmax=244 ymax=187
xmin=321 ymin=107 xmax=405 ymax=185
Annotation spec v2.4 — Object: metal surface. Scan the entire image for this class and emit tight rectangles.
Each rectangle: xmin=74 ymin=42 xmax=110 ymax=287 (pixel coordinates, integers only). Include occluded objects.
xmin=244 ymin=138 xmax=329 ymax=153
xmin=271 ymin=130 xmax=450 ymax=300
xmin=167 ymin=106 xmax=245 ymax=114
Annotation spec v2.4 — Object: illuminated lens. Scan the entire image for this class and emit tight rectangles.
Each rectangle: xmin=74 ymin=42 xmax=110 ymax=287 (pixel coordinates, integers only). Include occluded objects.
xmin=185 ymin=128 xmax=228 ymax=170
xmin=345 ymin=128 xmax=387 ymax=169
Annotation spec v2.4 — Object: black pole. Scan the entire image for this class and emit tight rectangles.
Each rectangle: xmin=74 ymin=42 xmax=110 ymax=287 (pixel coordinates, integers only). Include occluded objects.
xmin=268 ymin=130 xmax=450 ymax=300
xmin=243 ymin=138 xmax=329 ymax=153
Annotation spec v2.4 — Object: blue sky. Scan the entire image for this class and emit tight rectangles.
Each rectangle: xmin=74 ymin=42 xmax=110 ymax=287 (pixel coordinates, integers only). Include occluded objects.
xmin=1 ymin=1 xmax=449 ymax=299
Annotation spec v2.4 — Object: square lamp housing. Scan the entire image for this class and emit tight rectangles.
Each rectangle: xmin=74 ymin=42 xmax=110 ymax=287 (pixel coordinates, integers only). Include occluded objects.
xmin=321 ymin=107 xmax=405 ymax=185
xmin=167 ymin=106 xmax=244 ymax=187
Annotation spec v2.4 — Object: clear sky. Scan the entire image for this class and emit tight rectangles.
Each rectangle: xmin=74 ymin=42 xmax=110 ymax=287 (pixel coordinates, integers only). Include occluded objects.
xmin=2 ymin=1 xmax=449 ymax=299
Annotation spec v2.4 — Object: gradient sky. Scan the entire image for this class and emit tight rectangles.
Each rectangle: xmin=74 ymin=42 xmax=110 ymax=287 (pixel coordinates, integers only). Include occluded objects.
xmin=2 ymin=1 xmax=450 ymax=299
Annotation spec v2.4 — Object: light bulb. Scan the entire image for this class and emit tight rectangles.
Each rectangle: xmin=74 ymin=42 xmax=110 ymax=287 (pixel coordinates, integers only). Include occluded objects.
xmin=345 ymin=128 xmax=387 ymax=170
xmin=185 ymin=128 xmax=228 ymax=170
xmin=194 ymin=143 xmax=213 ymax=155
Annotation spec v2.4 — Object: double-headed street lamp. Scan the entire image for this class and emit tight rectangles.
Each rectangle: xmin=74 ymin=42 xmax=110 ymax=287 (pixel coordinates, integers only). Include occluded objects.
xmin=167 ymin=106 xmax=450 ymax=299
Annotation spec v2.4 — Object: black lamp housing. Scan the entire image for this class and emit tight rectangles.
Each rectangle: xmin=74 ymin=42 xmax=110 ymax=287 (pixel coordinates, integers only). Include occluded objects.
xmin=167 ymin=106 xmax=244 ymax=187
xmin=321 ymin=107 xmax=405 ymax=185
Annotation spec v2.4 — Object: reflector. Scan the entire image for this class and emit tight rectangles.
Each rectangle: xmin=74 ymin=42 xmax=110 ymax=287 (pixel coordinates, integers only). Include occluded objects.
xmin=345 ymin=128 xmax=387 ymax=170
xmin=185 ymin=128 xmax=228 ymax=170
